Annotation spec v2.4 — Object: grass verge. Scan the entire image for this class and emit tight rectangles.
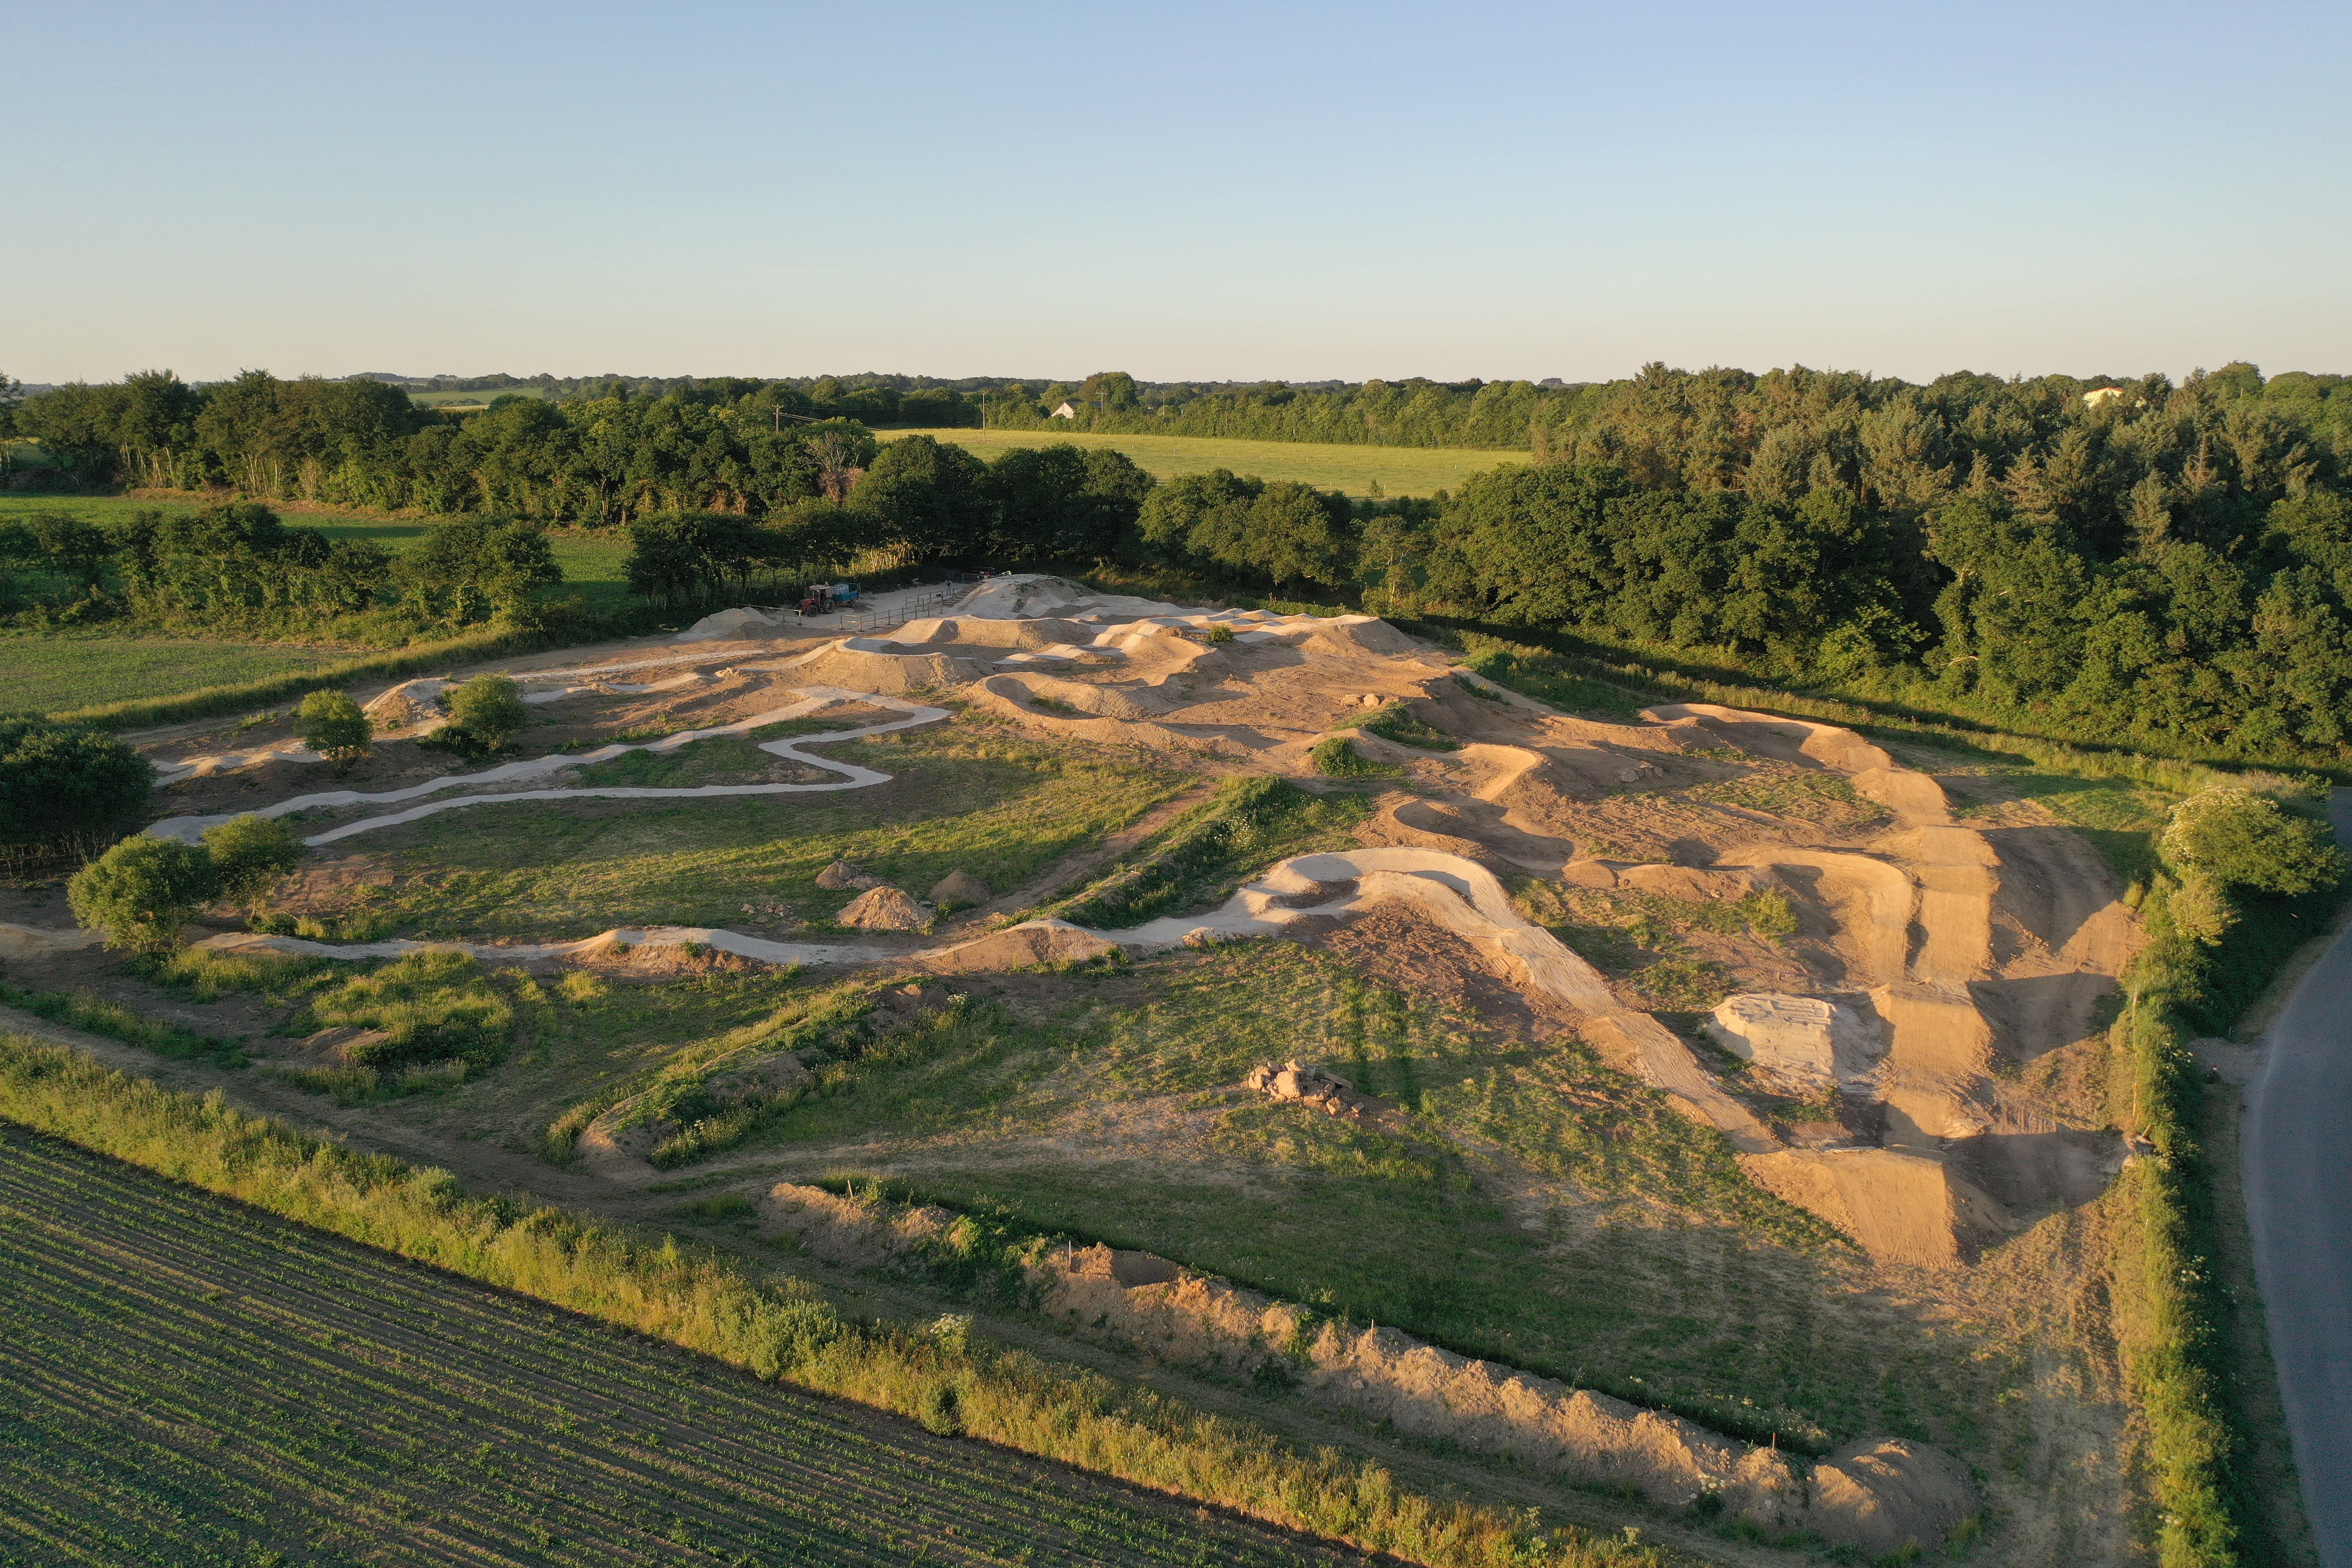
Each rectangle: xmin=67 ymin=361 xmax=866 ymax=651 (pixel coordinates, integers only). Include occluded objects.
xmin=2113 ymin=872 xmax=2347 ymax=1568
xmin=0 ymin=980 xmax=244 ymax=1066
xmin=0 ymin=1032 xmax=1670 ymax=1568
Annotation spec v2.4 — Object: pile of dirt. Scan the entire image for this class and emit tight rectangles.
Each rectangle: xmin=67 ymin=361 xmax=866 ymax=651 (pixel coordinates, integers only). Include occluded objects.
xmin=922 ymin=919 xmax=1117 ymax=972
xmin=815 ymin=860 xmax=877 ymax=890
xmin=1243 ymin=1060 xmax=1369 ymax=1118
xmin=756 ymin=1180 xmax=1976 ymax=1550
xmin=927 ymin=869 xmax=990 ymax=906
xmin=835 ymin=886 xmax=930 ymax=931
xmin=1705 ymin=992 xmax=1883 ymax=1094
xmin=790 ymin=639 xmax=990 ymax=692
xmin=1805 ymin=1438 xmax=1979 ymax=1556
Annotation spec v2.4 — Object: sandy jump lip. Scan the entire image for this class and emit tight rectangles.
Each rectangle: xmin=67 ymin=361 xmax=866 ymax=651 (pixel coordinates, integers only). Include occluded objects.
xmin=144 ymin=687 xmax=948 ymax=849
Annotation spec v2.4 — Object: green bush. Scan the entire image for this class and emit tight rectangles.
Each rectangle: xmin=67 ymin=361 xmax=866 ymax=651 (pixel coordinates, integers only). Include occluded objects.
xmin=0 ymin=714 xmax=153 ymax=852
xmin=67 ymin=833 xmax=217 ymax=952
xmin=445 ymin=674 xmax=528 ymax=751
xmin=2161 ymin=786 xmax=2344 ymax=895
xmin=1309 ymin=735 xmax=1380 ymax=777
xmin=297 ymin=689 xmax=372 ymax=774
xmin=200 ymin=814 xmax=304 ymax=914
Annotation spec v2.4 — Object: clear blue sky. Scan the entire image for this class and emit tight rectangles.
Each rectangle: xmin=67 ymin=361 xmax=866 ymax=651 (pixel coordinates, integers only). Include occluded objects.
xmin=9 ymin=0 xmax=2347 ymax=387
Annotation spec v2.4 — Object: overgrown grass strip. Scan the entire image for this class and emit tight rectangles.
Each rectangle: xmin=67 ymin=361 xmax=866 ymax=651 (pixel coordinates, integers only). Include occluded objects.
xmin=0 ymin=1034 xmax=1666 ymax=1568
xmin=43 ymin=623 xmax=569 ymax=730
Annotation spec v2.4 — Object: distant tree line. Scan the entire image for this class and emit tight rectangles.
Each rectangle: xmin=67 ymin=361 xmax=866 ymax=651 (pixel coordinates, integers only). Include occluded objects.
xmin=13 ymin=359 xmax=2352 ymax=761
xmin=2 ymin=502 xmax=561 ymax=639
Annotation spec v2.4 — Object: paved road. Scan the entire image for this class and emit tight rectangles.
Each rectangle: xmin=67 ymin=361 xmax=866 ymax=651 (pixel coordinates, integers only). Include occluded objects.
xmin=2244 ymin=789 xmax=2352 ymax=1568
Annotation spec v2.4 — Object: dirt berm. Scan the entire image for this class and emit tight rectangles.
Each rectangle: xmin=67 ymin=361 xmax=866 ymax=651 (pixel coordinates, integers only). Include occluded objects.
xmin=758 ymin=1182 xmax=1974 ymax=1554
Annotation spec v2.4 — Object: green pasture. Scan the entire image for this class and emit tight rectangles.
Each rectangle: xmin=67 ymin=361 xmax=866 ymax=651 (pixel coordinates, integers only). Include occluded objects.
xmin=408 ymin=385 xmax=551 ymax=409
xmin=891 ymin=428 xmax=1524 ymax=498
xmin=0 ymin=632 xmax=351 ymax=716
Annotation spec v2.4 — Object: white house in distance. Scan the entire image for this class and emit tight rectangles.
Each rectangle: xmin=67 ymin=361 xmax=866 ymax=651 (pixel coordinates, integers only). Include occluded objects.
xmin=2082 ymin=386 xmax=2127 ymax=409
xmin=1049 ymin=401 xmax=1081 ymax=419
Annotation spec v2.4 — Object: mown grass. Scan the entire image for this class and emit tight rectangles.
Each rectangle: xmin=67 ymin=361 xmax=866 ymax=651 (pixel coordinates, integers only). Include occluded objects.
xmin=301 ymin=727 xmax=1191 ymax=939
xmin=740 ymin=941 xmax=1969 ymax=1453
xmin=0 ymin=1037 xmax=1672 ymax=1568
xmin=892 ymin=428 xmax=1525 ymax=499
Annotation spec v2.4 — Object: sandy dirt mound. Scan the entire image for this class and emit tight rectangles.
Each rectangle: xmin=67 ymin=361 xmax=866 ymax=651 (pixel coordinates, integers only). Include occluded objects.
xmin=984 ymin=672 xmax=1173 ymax=719
xmin=789 ymin=640 xmax=990 ymax=692
xmin=836 ymin=886 xmax=930 ymax=931
xmin=927 ymin=869 xmax=990 ymax=906
xmin=1805 ymin=1437 xmax=1979 ymax=1555
xmin=923 ymin=919 xmax=1120 ymax=972
xmin=1742 ymin=1147 xmax=2011 ymax=1265
xmin=676 ymin=606 xmax=787 ymax=641
xmin=815 ymin=859 xmax=876 ymax=890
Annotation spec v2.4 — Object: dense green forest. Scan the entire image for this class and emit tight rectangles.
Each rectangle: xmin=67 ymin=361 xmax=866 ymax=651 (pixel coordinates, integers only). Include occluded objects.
xmin=9 ymin=361 xmax=2352 ymax=763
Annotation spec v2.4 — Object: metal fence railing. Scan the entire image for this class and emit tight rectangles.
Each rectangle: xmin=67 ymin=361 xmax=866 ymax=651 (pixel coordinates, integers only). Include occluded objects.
xmin=770 ymin=585 xmax=970 ymax=636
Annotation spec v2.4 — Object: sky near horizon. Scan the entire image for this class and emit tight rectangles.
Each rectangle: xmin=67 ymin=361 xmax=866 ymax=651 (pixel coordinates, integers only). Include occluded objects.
xmin=8 ymin=1 xmax=2349 ymax=388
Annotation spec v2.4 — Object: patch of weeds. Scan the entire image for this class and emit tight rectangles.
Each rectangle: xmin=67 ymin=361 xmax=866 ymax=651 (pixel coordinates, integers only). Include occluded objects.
xmin=1026 ymin=695 xmax=1084 ymax=716
xmin=145 ymin=946 xmax=334 ymax=1005
xmin=1685 ymin=766 xmax=1888 ymax=830
xmin=1458 ymin=643 xmax=1645 ymax=717
xmin=264 ymin=1058 xmax=472 ymax=1106
xmin=1309 ymin=735 xmax=1383 ymax=778
xmin=1042 ymin=775 xmax=1367 ymax=929
xmin=295 ymin=951 xmax=518 ymax=1074
xmin=1360 ymin=702 xmax=1457 ymax=751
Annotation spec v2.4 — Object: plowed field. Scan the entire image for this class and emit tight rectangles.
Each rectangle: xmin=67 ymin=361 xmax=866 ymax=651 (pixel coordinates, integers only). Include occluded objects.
xmin=0 ymin=1126 xmax=1354 ymax=1568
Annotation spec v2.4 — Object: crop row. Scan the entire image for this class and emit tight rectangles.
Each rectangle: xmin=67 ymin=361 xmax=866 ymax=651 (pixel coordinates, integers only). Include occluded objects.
xmin=0 ymin=1129 xmax=1348 ymax=1568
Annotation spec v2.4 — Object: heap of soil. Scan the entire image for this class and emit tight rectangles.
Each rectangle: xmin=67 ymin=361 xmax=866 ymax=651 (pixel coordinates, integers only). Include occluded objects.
xmin=836 ymin=886 xmax=929 ymax=931
xmin=927 ymin=869 xmax=990 ymax=906
xmin=815 ymin=860 xmax=876 ymax=891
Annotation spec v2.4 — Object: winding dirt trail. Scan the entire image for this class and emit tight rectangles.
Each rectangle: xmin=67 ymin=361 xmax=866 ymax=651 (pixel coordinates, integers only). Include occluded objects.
xmin=145 ymin=689 xmax=949 ymax=848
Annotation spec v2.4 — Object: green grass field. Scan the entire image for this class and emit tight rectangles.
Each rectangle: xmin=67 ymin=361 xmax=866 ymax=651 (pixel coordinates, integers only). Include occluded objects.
xmin=0 ymin=1125 xmax=1344 ymax=1568
xmin=307 ymin=728 xmax=1190 ymax=939
xmin=889 ymin=429 xmax=1524 ymax=497
xmin=408 ymin=385 xmax=551 ymax=409
xmin=0 ymin=631 xmax=353 ymax=715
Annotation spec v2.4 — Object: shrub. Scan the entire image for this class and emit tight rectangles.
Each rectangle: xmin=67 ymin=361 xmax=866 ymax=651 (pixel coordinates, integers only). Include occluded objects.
xmin=298 ymin=690 xmax=372 ymax=775
xmin=445 ymin=675 xmax=528 ymax=751
xmin=0 ymin=714 xmax=153 ymax=852
xmin=2161 ymin=786 xmax=2344 ymax=895
xmin=1360 ymin=701 xmax=1458 ymax=751
xmin=1310 ymin=735 xmax=1379 ymax=777
xmin=67 ymin=834 xmax=217 ymax=952
xmin=301 ymin=950 xmax=514 ymax=1071
xmin=200 ymin=815 xmax=304 ymax=914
